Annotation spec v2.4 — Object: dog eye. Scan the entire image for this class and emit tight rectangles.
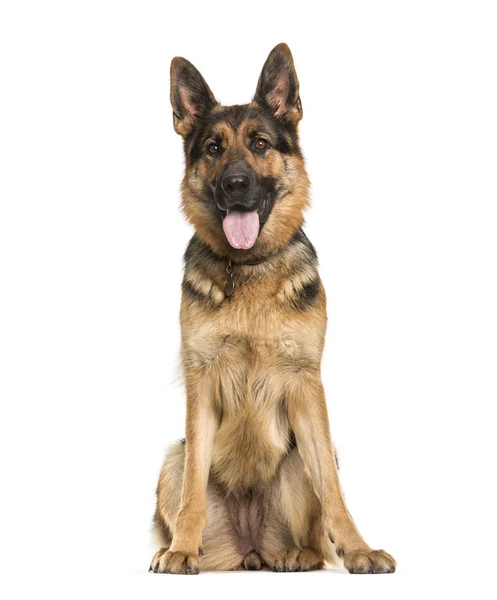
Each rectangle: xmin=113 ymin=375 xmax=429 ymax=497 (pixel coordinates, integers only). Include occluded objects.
xmin=207 ymin=142 xmax=220 ymax=155
xmin=255 ymin=138 xmax=268 ymax=150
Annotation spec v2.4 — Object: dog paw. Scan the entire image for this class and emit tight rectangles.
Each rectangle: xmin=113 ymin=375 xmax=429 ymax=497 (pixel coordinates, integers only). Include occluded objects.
xmin=149 ymin=548 xmax=167 ymax=572
xmin=341 ymin=548 xmax=396 ymax=574
xmin=150 ymin=549 xmax=199 ymax=574
xmin=273 ymin=547 xmax=324 ymax=572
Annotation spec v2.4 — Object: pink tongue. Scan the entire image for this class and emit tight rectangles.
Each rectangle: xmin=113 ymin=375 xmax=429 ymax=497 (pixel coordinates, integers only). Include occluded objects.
xmin=222 ymin=210 xmax=260 ymax=249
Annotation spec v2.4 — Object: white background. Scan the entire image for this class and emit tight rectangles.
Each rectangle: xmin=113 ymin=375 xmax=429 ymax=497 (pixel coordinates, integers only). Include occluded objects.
xmin=1 ymin=1 xmax=496 ymax=598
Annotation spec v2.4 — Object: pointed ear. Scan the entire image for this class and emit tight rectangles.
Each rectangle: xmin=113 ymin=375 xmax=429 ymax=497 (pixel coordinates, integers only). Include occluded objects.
xmin=254 ymin=43 xmax=302 ymax=123
xmin=170 ymin=57 xmax=217 ymax=137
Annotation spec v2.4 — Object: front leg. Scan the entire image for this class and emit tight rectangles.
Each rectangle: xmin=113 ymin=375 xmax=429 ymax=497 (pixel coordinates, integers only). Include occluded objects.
xmin=157 ymin=374 xmax=219 ymax=575
xmin=286 ymin=369 xmax=396 ymax=574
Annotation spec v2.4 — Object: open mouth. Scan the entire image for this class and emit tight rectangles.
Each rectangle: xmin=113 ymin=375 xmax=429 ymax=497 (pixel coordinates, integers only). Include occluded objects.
xmin=221 ymin=195 xmax=269 ymax=250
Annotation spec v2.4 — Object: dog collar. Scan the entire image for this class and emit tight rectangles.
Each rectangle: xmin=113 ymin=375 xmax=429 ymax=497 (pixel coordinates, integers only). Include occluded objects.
xmin=225 ymin=257 xmax=268 ymax=297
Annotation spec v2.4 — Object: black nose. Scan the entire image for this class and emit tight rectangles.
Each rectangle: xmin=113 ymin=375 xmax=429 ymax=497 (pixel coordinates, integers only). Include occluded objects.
xmin=222 ymin=173 xmax=251 ymax=196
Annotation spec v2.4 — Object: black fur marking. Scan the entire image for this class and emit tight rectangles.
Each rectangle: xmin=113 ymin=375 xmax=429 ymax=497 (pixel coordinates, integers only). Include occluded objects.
xmin=288 ymin=429 xmax=297 ymax=452
xmin=182 ymin=279 xmax=208 ymax=305
xmin=290 ymin=277 xmax=321 ymax=311
xmin=183 ymin=230 xmax=321 ymax=310
xmin=185 ymin=103 xmax=299 ymax=166
xmin=290 ymin=228 xmax=318 ymax=261
xmin=186 ymin=130 xmax=206 ymax=164
xmin=184 ymin=235 xmax=225 ymax=267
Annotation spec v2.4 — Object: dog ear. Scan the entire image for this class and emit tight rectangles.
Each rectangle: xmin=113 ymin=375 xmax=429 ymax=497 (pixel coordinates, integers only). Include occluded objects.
xmin=254 ymin=43 xmax=302 ymax=123
xmin=170 ymin=57 xmax=217 ymax=137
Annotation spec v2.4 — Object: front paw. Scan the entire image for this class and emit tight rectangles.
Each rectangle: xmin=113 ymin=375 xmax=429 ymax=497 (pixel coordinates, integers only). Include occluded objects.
xmin=340 ymin=548 xmax=396 ymax=574
xmin=273 ymin=547 xmax=324 ymax=572
xmin=150 ymin=549 xmax=199 ymax=575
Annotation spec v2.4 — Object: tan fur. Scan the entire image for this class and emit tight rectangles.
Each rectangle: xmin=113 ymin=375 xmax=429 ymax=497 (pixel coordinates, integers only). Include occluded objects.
xmin=150 ymin=43 xmax=395 ymax=575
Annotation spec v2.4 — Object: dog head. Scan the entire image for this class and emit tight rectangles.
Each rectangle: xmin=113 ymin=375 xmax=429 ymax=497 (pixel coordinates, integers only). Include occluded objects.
xmin=170 ymin=43 xmax=310 ymax=259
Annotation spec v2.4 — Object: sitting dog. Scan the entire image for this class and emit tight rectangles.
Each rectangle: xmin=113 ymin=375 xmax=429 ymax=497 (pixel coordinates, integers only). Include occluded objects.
xmin=150 ymin=43 xmax=395 ymax=575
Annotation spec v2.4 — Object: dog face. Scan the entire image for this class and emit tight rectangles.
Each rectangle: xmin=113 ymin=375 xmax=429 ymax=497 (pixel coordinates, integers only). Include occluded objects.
xmin=170 ymin=43 xmax=310 ymax=258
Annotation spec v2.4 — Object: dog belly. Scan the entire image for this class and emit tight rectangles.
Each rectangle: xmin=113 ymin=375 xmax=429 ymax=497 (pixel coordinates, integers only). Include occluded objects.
xmin=224 ymin=488 xmax=265 ymax=556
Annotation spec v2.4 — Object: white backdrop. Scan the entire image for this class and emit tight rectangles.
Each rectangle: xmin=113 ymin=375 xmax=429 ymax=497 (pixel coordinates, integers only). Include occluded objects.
xmin=1 ymin=1 xmax=496 ymax=599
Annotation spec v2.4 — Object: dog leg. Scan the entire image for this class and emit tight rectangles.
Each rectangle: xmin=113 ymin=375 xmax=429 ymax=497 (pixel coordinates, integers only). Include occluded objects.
xmin=151 ymin=441 xmax=246 ymax=572
xmin=158 ymin=377 xmax=219 ymax=574
xmin=286 ymin=369 xmax=396 ymax=574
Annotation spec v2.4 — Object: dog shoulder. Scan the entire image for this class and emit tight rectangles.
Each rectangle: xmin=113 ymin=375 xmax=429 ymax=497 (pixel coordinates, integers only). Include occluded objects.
xmin=182 ymin=235 xmax=226 ymax=308
xmin=276 ymin=229 xmax=325 ymax=312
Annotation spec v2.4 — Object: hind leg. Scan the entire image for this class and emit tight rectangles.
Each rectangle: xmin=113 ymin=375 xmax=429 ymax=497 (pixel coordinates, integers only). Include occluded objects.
xmin=150 ymin=441 xmax=245 ymax=573
xmin=149 ymin=517 xmax=172 ymax=572
xmin=259 ymin=448 xmax=332 ymax=572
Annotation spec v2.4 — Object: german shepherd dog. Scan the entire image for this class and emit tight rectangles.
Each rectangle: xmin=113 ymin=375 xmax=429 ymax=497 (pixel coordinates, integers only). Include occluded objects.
xmin=150 ymin=44 xmax=395 ymax=575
